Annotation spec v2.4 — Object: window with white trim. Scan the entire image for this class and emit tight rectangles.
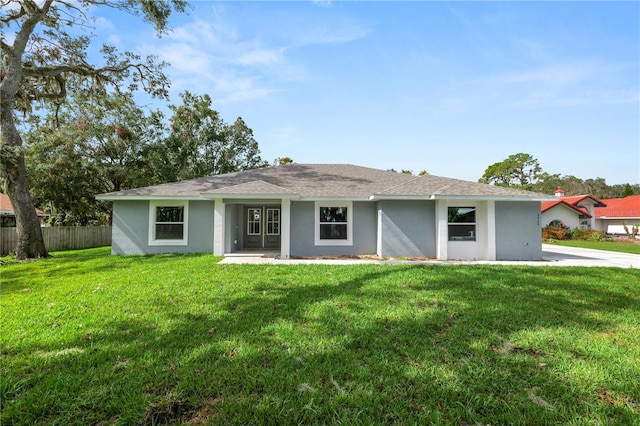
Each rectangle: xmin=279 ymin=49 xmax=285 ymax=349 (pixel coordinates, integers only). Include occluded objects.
xmin=149 ymin=200 xmax=189 ymax=245
xmin=315 ymin=201 xmax=353 ymax=246
xmin=448 ymin=206 xmax=476 ymax=241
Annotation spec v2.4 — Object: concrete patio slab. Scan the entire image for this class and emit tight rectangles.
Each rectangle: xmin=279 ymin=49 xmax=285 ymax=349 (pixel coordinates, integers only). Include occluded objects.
xmin=218 ymin=244 xmax=639 ymax=268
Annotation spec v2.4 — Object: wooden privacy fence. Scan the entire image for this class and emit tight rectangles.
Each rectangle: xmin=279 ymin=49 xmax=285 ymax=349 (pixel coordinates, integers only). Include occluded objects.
xmin=0 ymin=226 xmax=112 ymax=256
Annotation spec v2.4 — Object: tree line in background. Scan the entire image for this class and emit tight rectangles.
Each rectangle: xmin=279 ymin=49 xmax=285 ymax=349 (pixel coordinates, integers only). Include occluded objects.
xmin=478 ymin=153 xmax=639 ymax=199
xmin=24 ymin=88 xmax=267 ymax=226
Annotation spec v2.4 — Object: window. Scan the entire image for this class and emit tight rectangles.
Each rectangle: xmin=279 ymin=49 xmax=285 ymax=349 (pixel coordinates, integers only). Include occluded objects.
xmin=149 ymin=201 xmax=188 ymax=245
xmin=248 ymin=208 xmax=261 ymax=235
xmin=448 ymin=206 xmax=476 ymax=241
xmin=266 ymin=208 xmax=280 ymax=235
xmin=315 ymin=201 xmax=353 ymax=246
xmin=548 ymin=219 xmax=565 ymax=228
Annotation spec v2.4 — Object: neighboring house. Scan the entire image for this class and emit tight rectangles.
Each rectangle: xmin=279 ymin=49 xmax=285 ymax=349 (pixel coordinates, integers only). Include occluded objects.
xmin=0 ymin=193 xmax=49 ymax=227
xmin=595 ymin=194 xmax=640 ymax=236
xmin=540 ymin=189 xmax=605 ymax=230
xmin=96 ymin=164 xmax=553 ymax=261
xmin=540 ymin=189 xmax=640 ymax=236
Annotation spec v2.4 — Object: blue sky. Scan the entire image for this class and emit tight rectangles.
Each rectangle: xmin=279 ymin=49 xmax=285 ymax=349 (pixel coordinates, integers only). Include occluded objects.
xmin=93 ymin=1 xmax=639 ymax=185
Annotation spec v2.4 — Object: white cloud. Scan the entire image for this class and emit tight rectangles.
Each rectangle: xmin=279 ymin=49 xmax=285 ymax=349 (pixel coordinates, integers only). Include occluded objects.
xmin=292 ymin=20 xmax=370 ymax=46
xmin=94 ymin=16 xmax=115 ymax=31
xmin=483 ymin=60 xmax=640 ymax=109
xmin=235 ymin=47 xmax=285 ymax=66
xmin=137 ymin=7 xmax=368 ymax=104
xmin=510 ymin=88 xmax=640 ymax=109
xmin=312 ymin=0 xmax=333 ymax=8
xmin=502 ymin=61 xmax=602 ymax=86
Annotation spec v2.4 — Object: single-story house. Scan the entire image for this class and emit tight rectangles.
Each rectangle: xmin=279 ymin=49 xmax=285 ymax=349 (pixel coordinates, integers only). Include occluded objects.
xmin=541 ymin=189 xmax=640 ymax=236
xmin=0 ymin=193 xmax=50 ymax=227
xmin=595 ymin=194 xmax=640 ymax=236
xmin=540 ymin=189 xmax=605 ymax=230
xmin=96 ymin=164 xmax=554 ymax=261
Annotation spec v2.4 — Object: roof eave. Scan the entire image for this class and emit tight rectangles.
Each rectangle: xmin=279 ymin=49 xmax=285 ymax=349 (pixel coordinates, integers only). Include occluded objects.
xmin=430 ymin=195 xmax=555 ymax=201
xmin=369 ymin=194 xmax=432 ymax=201
xmin=597 ymin=216 xmax=638 ymax=219
xmin=199 ymin=193 xmax=301 ymax=200
xmin=543 ymin=201 xmax=593 ymax=217
xmin=302 ymin=196 xmax=371 ymax=202
xmin=95 ymin=195 xmax=201 ymax=201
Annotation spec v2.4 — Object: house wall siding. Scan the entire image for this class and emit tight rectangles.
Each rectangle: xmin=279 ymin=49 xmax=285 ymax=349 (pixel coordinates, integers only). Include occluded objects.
xmin=290 ymin=201 xmax=377 ymax=256
xmin=495 ymin=201 xmax=542 ymax=260
xmin=541 ymin=207 xmax=581 ymax=229
xmin=378 ymin=200 xmax=436 ymax=258
xmin=112 ymin=200 xmax=214 ymax=255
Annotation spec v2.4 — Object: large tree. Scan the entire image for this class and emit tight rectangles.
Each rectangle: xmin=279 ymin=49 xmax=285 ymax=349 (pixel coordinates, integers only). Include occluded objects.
xmin=148 ymin=91 xmax=267 ymax=182
xmin=1 ymin=0 xmax=186 ymax=259
xmin=479 ymin=153 xmax=542 ymax=190
xmin=25 ymin=87 xmax=166 ymax=225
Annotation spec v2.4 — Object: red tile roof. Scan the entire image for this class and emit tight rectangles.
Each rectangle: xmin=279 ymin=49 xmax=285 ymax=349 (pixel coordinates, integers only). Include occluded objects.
xmin=0 ymin=193 xmax=49 ymax=217
xmin=541 ymin=200 xmax=591 ymax=217
xmin=596 ymin=195 xmax=640 ymax=218
xmin=557 ymin=195 xmax=604 ymax=206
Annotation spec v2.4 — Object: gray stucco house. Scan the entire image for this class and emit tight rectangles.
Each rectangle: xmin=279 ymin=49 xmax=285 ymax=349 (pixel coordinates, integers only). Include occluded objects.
xmin=96 ymin=164 xmax=552 ymax=260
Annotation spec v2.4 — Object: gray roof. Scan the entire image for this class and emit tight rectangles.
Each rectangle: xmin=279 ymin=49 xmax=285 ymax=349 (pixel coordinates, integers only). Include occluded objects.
xmin=97 ymin=164 xmax=553 ymax=201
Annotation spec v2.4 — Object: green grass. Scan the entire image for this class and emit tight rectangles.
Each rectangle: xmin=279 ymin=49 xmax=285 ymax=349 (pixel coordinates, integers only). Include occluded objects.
xmin=1 ymin=247 xmax=639 ymax=425
xmin=546 ymin=238 xmax=640 ymax=255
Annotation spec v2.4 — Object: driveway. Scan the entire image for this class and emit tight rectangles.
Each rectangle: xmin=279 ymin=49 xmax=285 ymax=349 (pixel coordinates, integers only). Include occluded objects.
xmin=220 ymin=245 xmax=639 ymax=268
xmin=540 ymin=244 xmax=640 ymax=268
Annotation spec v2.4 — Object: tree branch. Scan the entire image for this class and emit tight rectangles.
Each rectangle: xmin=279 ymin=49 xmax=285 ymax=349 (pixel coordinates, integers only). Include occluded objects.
xmin=0 ymin=2 xmax=27 ymax=25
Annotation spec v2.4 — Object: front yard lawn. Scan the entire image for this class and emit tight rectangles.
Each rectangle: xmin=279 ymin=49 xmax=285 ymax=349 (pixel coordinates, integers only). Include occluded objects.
xmin=1 ymin=248 xmax=639 ymax=425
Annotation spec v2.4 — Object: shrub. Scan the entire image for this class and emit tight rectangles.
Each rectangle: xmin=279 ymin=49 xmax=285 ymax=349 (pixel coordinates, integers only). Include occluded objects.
xmin=571 ymin=228 xmax=588 ymax=240
xmin=542 ymin=226 xmax=564 ymax=240
xmin=587 ymin=230 xmax=606 ymax=242
xmin=543 ymin=227 xmax=607 ymax=242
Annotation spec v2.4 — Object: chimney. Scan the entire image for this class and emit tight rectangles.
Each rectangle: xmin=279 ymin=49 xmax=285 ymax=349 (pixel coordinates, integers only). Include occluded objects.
xmin=554 ymin=188 xmax=565 ymax=198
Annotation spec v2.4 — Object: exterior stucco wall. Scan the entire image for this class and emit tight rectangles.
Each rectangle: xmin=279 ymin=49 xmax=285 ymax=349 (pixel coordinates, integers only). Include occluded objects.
xmin=495 ymin=201 xmax=542 ymax=260
xmin=443 ymin=200 xmax=495 ymax=261
xmin=290 ymin=201 xmax=377 ymax=256
xmin=541 ymin=206 xmax=581 ymax=229
xmin=378 ymin=200 xmax=436 ymax=258
xmin=112 ymin=200 xmax=214 ymax=255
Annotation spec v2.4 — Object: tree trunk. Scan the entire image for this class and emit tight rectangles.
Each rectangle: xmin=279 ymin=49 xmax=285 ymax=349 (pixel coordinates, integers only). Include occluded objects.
xmin=5 ymin=159 xmax=49 ymax=260
xmin=1 ymin=104 xmax=49 ymax=259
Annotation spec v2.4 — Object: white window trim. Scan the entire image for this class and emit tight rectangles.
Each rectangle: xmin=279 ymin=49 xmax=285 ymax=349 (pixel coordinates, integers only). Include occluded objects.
xmin=447 ymin=206 xmax=477 ymax=242
xmin=315 ymin=201 xmax=353 ymax=246
xmin=148 ymin=200 xmax=189 ymax=246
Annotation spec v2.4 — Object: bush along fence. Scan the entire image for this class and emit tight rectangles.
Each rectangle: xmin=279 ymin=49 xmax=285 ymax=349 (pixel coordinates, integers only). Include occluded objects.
xmin=0 ymin=226 xmax=112 ymax=256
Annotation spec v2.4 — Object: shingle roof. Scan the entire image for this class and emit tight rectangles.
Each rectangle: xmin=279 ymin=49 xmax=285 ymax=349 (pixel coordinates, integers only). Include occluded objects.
xmin=203 ymin=180 xmax=297 ymax=196
xmin=97 ymin=164 xmax=553 ymax=201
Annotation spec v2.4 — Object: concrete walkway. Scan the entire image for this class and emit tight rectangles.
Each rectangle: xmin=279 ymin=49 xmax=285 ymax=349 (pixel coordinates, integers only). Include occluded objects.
xmin=218 ymin=244 xmax=639 ymax=268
